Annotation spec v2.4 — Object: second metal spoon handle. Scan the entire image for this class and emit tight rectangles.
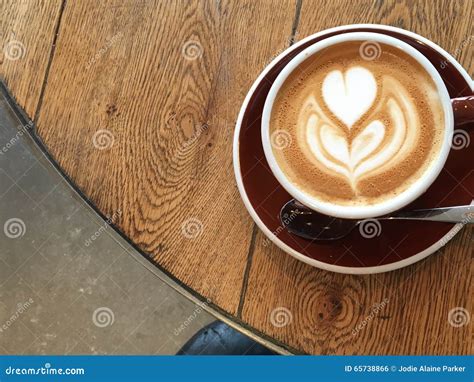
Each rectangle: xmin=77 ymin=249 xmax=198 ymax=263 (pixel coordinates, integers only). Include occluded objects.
xmin=384 ymin=205 xmax=473 ymax=223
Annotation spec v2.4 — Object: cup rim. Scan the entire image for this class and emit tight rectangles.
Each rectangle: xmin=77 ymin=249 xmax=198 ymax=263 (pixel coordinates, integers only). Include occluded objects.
xmin=234 ymin=23 xmax=473 ymax=274
xmin=261 ymin=31 xmax=454 ymax=219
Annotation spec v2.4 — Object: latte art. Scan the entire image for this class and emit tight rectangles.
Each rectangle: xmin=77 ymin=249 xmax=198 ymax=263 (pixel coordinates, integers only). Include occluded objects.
xmin=270 ymin=41 xmax=445 ymax=206
xmin=322 ymin=67 xmax=377 ymax=128
xmin=303 ymin=69 xmax=418 ymax=189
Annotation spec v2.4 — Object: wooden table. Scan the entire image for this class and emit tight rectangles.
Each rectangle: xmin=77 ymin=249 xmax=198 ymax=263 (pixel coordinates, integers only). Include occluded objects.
xmin=1 ymin=0 xmax=472 ymax=354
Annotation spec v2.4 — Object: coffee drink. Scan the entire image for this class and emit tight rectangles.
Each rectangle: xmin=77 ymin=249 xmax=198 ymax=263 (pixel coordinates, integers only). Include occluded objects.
xmin=269 ymin=41 xmax=445 ymax=207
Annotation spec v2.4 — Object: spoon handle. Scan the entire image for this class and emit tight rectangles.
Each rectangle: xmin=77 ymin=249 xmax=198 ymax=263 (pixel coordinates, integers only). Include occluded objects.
xmin=384 ymin=205 xmax=473 ymax=223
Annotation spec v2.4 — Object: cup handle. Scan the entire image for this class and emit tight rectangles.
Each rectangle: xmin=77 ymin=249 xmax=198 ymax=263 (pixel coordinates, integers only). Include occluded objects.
xmin=452 ymin=95 xmax=474 ymax=126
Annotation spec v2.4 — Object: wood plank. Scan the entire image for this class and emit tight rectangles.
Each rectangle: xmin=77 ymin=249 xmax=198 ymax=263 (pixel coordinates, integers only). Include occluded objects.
xmin=243 ymin=226 xmax=472 ymax=354
xmin=242 ymin=0 xmax=473 ymax=354
xmin=35 ymin=0 xmax=297 ymax=314
xmin=0 ymin=0 xmax=62 ymax=117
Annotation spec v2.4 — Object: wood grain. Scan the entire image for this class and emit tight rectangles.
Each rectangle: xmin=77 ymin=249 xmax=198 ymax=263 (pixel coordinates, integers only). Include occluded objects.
xmin=0 ymin=0 xmax=62 ymax=116
xmin=5 ymin=0 xmax=472 ymax=354
xmin=243 ymin=225 xmax=472 ymax=354
xmin=242 ymin=0 xmax=473 ymax=354
xmin=34 ymin=0 xmax=297 ymax=314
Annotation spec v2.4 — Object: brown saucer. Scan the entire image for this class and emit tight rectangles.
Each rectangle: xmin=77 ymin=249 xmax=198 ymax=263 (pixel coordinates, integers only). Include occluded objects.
xmin=233 ymin=25 xmax=473 ymax=273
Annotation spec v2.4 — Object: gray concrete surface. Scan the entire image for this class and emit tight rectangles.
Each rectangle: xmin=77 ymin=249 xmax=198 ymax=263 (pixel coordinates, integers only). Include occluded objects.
xmin=0 ymin=89 xmax=218 ymax=355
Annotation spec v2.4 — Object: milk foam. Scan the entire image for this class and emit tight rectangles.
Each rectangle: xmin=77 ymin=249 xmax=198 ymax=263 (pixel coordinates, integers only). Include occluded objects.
xmin=304 ymin=71 xmax=415 ymax=189
xmin=322 ymin=67 xmax=377 ymax=128
xmin=270 ymin=41 xmax=445 ymax=206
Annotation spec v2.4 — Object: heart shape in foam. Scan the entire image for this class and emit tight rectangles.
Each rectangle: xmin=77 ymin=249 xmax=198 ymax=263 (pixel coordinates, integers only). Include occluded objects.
xmin=322 ymin=67 xmax=377 ymax=128
xmin=319 ymin=121 xmax=385 ymax=175
xmin=305 ymin=113 xmax=386 ymax=185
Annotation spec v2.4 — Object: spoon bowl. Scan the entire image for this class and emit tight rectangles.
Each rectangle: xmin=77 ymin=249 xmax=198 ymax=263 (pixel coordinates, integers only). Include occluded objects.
xmin=280 ymin=199 xmax=473 ymax=241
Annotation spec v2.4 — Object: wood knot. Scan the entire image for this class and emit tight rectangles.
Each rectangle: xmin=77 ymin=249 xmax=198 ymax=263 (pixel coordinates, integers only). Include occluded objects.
xmin=106 ymin=103 xmax=118 ymax=116
xmin=165 ymin=112 xmax=177 ymax=129
xmin=156 ymin=243 xmax=167 ymax=253
xmin=318 ymin=295 xmax=343 ymax=321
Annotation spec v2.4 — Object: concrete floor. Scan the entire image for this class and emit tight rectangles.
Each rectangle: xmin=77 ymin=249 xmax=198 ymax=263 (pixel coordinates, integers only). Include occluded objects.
xmin=0 ymin=88 xmax=223 ymax=355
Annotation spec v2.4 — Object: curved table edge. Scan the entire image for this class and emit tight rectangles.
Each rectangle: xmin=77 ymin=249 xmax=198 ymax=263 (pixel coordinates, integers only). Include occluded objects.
xmin=0 ymin=78 xmax=297 ymax=356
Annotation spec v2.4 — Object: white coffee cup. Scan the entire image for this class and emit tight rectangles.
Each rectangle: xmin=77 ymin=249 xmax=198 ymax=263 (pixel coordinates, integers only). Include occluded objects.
xmin=261 ymin=32 xmax=454 ymax=219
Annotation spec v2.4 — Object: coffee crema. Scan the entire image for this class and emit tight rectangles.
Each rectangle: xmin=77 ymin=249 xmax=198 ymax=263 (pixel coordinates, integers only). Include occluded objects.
xmin=270 ymin=41 xmax=445 ymax=206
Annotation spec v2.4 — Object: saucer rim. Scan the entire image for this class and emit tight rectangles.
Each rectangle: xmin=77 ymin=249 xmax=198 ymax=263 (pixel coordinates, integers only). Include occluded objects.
xmin=233 ymin=23 xmax=474 ymax=274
